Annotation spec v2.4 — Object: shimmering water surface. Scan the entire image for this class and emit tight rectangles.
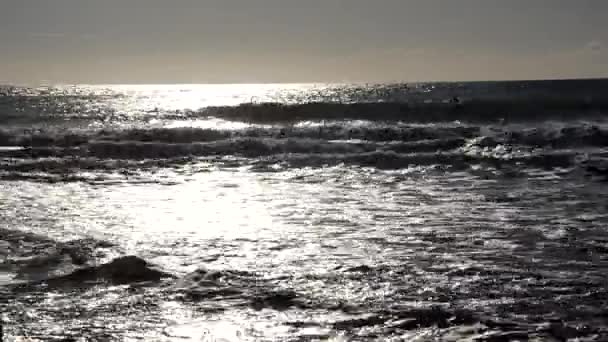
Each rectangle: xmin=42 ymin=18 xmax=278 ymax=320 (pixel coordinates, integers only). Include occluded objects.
xmin=1 ymin=81 xmax=608 ymax=341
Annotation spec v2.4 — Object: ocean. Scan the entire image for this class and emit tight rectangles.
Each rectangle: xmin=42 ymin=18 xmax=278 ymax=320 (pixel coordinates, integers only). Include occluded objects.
xmin=1 ymin=80 xmax=607 ymax=341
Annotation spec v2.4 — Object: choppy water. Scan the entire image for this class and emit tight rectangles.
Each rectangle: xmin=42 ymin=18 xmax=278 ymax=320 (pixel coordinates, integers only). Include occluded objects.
xmin=1 ymin=80 xmax=608 ymax=341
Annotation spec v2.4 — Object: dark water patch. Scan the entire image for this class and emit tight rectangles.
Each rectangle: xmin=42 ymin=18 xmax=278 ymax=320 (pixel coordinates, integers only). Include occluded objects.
xmin=583 ymin=158 xmax=608 ymax=181
xmin=1 ymin=229 xmax=116 ymax=272
xmin=0 ymin=172 xmax=105 ymax=184
xmin=250 ymin=290 xmax=305 ymax=311
xmin=331 ymin=306 xmax=477 ymax=332
xmin=172 ymin=267 xmax=255 ymax=300
xmin=171 ymin=267 xmax=320 ymax=312
xmin=1 ymin=227 xmax=58 ymax=247
xmin=0 ymin=157 xmax=196 ymax=175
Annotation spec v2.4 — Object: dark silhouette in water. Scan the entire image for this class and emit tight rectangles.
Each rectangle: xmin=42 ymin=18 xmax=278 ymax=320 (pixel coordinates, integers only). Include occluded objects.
xmin=12 ymin=256 xmax=174 ymax=292
xmin=51 ymin=255 xmax=174 ymax=285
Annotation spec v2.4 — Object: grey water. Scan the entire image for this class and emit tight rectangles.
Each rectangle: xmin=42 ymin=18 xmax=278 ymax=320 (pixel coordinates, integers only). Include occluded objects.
xmin=1 ymin=80 xmax=608 ymax=341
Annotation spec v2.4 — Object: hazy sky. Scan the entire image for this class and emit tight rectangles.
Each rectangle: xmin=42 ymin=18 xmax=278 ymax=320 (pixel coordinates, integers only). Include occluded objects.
xmin=1 ymin=0 xmax=607 ymax=84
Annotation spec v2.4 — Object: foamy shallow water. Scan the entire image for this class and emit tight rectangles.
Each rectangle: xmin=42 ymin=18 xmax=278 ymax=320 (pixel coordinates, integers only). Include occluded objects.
xmin=2 ymin=164 xmax=607 ymax=341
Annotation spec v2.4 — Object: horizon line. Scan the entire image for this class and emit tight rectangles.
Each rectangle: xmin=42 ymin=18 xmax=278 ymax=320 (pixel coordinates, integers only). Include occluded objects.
xmin=1 ymin=76 xmax=607 ymax=88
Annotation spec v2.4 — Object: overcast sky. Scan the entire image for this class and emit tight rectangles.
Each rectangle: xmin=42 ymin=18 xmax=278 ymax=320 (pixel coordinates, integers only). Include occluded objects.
xmin=1 ymin=0 xmax=607 ymax=84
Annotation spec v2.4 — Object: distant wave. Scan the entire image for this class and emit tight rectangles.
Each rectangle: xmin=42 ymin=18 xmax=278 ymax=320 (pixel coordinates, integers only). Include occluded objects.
xmin=199 ymin=100 xmax=608 ymax=123
xmin=2 ymin=99 xmax=607 ymax=125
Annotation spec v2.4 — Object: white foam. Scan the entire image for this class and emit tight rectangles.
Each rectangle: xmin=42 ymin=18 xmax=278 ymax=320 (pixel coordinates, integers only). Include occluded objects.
xmin=0 ymin=146 xmax=25 ymax=151
xmin=0 ymin=270 xmax=15 ymax=285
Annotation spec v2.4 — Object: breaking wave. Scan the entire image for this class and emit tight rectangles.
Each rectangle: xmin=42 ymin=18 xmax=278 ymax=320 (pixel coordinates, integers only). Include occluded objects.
xmin=0 ymin=122 xmax=606 ymax=149
xmin=1 ymin=121 xmax=606 ymax=181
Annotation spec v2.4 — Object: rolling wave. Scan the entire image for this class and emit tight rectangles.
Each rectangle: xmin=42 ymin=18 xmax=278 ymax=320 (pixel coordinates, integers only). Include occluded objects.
xmin=200 ymin=99 xmax=608 ymax=123
xmin=0 ymin=122 xmax=605 ymax=148
xmin=0 ymin=121 xmax=605 ymax=179
xmin=2 ymin=93 xmax=607 ymax=124
xmin=0 ymin=149 xmax=593 ymax=178
xmin=0 ymin=124 xmax=478 ymax=146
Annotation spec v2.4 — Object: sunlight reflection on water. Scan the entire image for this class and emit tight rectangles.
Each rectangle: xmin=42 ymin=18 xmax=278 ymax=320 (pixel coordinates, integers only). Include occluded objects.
xmin=1 ymin=82 xmax=607 ymax=340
